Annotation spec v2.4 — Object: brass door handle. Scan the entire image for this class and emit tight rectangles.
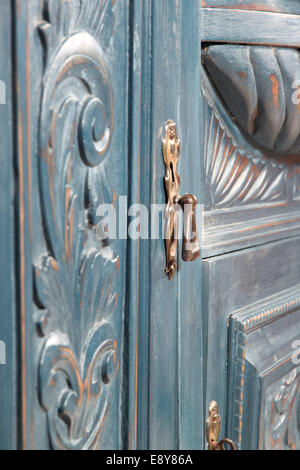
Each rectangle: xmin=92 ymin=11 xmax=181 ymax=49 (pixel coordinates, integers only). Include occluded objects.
xmin=162 ymin=120 xmax=200 ymax=280
xmin=206 ymin=401 xmax=236 ymax=451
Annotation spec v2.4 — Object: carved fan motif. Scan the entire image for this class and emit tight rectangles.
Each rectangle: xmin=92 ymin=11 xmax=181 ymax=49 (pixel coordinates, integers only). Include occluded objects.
xmin=201 ymin=43 xmax=300 ymax=209
xmin=34 ymin=0 xmax=119 ymax=450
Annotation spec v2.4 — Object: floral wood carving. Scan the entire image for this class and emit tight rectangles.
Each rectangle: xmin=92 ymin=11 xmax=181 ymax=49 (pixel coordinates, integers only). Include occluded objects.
xmin=34 ymin=0 xmax=119 ymax=450
xmin=265 ymin=368 xmax=300 ymax=450
xmin=202 ymin=84 xmax=289 ymax=208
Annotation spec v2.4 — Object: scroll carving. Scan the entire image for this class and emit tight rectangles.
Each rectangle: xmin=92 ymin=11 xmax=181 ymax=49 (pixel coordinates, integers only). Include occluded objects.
xmin=34 ymin=0 xmax=119 ymax=450
xmin=266 ymin=368 xmax=300 ymax=450
xmin=203 ymin=45 xmax=300 ymax=154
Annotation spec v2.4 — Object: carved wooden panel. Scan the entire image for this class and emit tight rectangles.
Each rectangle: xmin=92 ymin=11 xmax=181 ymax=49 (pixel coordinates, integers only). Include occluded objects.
xmin=201 ymin=43 xmax=300 ymax=256
xmin=263 ymin=367 xmax=300 ymax=450
xmin=16 ymin=0 xmax=129 ymax=450
xmin=0 ymin=0 xmax=17 ymax=450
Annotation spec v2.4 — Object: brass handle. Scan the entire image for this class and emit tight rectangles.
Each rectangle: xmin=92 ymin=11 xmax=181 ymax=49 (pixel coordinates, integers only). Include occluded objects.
xmin=206 ymin=401 xmax=236 ymax=451
xmin=162 ymin=120 xmax=200 ymax=280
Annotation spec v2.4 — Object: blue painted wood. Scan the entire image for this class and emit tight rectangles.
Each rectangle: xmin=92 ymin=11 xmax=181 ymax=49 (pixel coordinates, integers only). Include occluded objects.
xmin=4 ymin=0 xmax=300 ymax=452
xmin=14 ymin=0 xmax=35 ymax=449
xmin=228 ymin=288 xmax=300 ymax=449
xmin=0 ymin=0 xmax=17 ymax=450
xmin=203 ymin=237 xmax=300 ymax=449
xmin=125 ymin=0 xmax=153 ymax=450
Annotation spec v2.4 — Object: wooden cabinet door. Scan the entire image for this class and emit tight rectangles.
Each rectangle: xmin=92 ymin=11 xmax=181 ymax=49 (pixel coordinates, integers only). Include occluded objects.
xmin=200 ymin=1 xmax=300 ymax=450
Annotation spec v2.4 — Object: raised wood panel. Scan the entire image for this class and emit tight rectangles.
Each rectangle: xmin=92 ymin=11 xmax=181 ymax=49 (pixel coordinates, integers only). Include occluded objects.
xmin=201 ymin=0 xmax=300 ymax=14
xmin=203 ymin=236 xmax=300 ymax=449
xmin=16 ymin=0 xmax=129 ymax=450
xmin=0 ymin=0 xmax=16 ymax=450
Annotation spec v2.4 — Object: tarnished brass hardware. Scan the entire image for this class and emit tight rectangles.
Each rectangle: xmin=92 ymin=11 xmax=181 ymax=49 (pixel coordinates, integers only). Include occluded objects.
xmin=206 ymin=401 xmax=236 ymax=451
xmin=162 ymin=120 xmax=200 ymax=280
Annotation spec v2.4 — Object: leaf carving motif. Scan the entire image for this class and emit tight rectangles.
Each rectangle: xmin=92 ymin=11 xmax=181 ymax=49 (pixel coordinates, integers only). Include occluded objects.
xmin=34 ymin=0 xmax=119 ymax=450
